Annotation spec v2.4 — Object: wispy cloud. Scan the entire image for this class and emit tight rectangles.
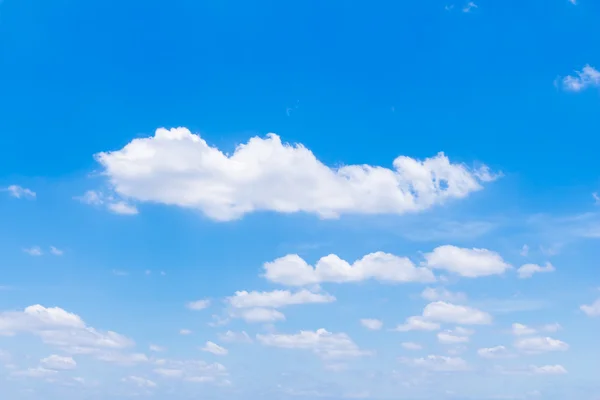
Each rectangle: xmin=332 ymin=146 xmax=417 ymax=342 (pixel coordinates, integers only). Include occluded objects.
xmin=462 ymin=2 xmax=477 ymax=12
xmin=559 ymin=65 xmax=600 ymax=92
xmin=49 ymin=246 xmax=64 ymax=256
xmin=3 ymin=185 xmax=36 ymax=199
xmin=74 ymin=190 xmax=138 ymax=216
xmin=23 ymin=246 xmax=43 ymax=256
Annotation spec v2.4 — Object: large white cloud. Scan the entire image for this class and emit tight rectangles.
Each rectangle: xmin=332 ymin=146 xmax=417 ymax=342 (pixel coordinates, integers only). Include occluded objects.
xmin=422 ymin=245 xmax=511 ymax=278
xmin=257 ymin=328 xmax=371 ymax=360
xmin=263 ymin=252 xmax=435 ymax=286
xmin=94 ymin=128 xmax=497 ymax=221
xmin=227 ymin=290 xmax=335 ymax=309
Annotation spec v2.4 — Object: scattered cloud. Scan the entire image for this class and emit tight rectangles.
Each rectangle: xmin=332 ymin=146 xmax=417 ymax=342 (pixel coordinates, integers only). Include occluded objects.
xmin=477 ymin=346 xmax=513 ymax=359
xmin=179 ymin=329 xmax=192 ymax=335
xmin=74 ymin=190 xmax=138 ymax=216
xmin=23 ymin=246 xmax=43 ymax=256
xmin=107 ymin=201 xmax=138 ymax=215
xmin=560 ymin=64 xmax=600 ymax=92
xmin=149 ymin=345 xmax=165 ymax=352
xmin=11 ymin=367 xmax=58 ymax=378
xmin=186 ymin=299 xmax=211 ymax=311
xmin=360 ymin=319 xmax=383 ymax=331
xmin=401 ymin=342 xmax=423 ymax=351
xmin=227 ymin=290 xmax=335 ymax=309
xmin=94 ymin=128 xmax=497 ymax=221
xmin=218 ymin=331 xmax=252 ymax=343
xmin=122 ymin=375 xmax=157 ymax=388
xmin=394 ymin=316 xmax=440 ymax=332
xmin=594 ymin=192 xmax=600 ymax=205
xmin=49 ymin=246 xmax=64 ymax=256
xmin=421 ymin=287 xmax=467 ymax=303
xmin=514 ymin=336 xmax=569 ymax=353
xmin=530 ymin=364 xmax=567 ymax=375
xmin=422 ymin=301 xmax=492 ymax=325
xmin=520 ymin=244 xmax=529 ymax=257
xmin=399 ymin=355 xmax=469 ymax=371
xmin=112 ymin=269 xmax=129 ymax=277
xmin=580 ymin=298 xmax=600 ymax=317
xmin=263 ymin=252 xmax=435 ymax=286
xmin=517 ymin=262 xmax=555 ymax=279
xmin=237 ymin=308 xmax=285 ymax=323
xmin=152 ymin=358 xmax=228 ymax=384
xmin=40 ymin=355 xmax=77 ymax=370
xmin=201 ymin=341 xmax=228 ymax=356
xmin=437 ymin=327 xmax=474 ymax=344
xmin=511 ymin=323 xmax=537 ymax=336
xmin=462 ymin=1 xmax=477 ymax=12
xmin=257 ymin=329 xmax=371 ymax=360
xmin=422 ymin=245 xmax=511 ymax=278
xmin=3 ymin=185 xmax=36 ymax=199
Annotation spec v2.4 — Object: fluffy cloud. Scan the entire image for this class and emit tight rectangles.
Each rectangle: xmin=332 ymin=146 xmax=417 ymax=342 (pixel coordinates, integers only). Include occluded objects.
xmin=421 ymin=287 xmax=467 ymax=303
xmin=360 ymin=319 xmax=383 ymax=331
xmin=227 ymin=290 xmax=335 ymax=309
xmin=437 ymin=327 xmax=473 ymax=344
xmin=257 ymin=328 xmax=371 ymax=360
xmin=186 ymin=299 xmax=211 ymax=310
xmin=3 ymin=185 xmax=36 ymax=199
xmin=201 ymin=341 xmax=228 ymax=356
xmin=264 ymin=252 xmax=435 ymax=286
xmin=511 ymin=323 xmax=536 ymax=336
xmin=94 ymin=128 xmax=497 ymax=221
xmin=74 ymin=190 xmax=138 ymax=215
xmin=237 ymin=308 xmax=285 ymax=323
xmin=514 ymin=336 xmax=569 ymax=353
xmin=560 ymin=64 xmax=600 ymax=92
xmin=422 ymin=302 xmax=492 ymax=325
xmin=422 ymin=245 xmax=511 ymax=278
xmin=217 ymin=331 xmax=252 ymax=343
xmin=399 ymin=355 xmax=468 ymax=372
xmin=40 ymin=355 xmax=76 ymax=370
xmin=477 ymin=346 xmax=512 ymax=359
xmin=580 ymin=298 xmax=600 ymax=317
xmin=517 ymin=263 xmax=555 ymax=279
xmin=394 ymin=316 xmax=440 ymax=332
xmin=530 ymin=364 xmax=568 ymax=375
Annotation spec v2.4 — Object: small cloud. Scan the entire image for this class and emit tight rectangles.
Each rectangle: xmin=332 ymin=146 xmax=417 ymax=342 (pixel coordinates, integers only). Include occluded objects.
xmin=401 ymin=342 xmax=423 ymax=351
xmin=145 ymin=270 xmax=151 ymax=275
xmin=186 ymin=299 xmax=211 ymax=311
xmin=462 ymin=1 xmax=477 ymax=12
xmin=75 ymin=190 xmax=138 ymax=216
xmin=112 ymin=269 xmax=129 ymax=276
xmin=445 ymin=4 xmax=455 ymax=10
xmin=149 ymin=344 xmax=165 ymax=352
xmin=560 ymin=64 xmax=600 ymax=92
xmin=517 ymin=262 xmax=555 ymax=279
xmin=286 ymin=100 xmax=300 ymax=116
xmin=593 ymin=192 xmax=600 ymax=205
xmin=3 ymin=185 xmax=36 ymax=199
xmin=23 ymin=246 xmax=43 ymax=256
xmin=107 ymin=201 xmax=138 ymax=215
xmin=569 ymin=0 xmax=577 ymax=5
xmin=74 ymin=190 xmax=104 ymax=205
xmin=360 ymin=319 xmax=383 ymax=331
xmin=179 ymin=329 xmax=192 ymax=335
xmin=580 ymin=298 xmax=600 ymax=317
xmin=201 ymin=341 xmax=228 ymax=356
xmin=520 ymin=244 xmax=529 ymax=257
xmin=49 ymin=246 xmax=63 ymax=256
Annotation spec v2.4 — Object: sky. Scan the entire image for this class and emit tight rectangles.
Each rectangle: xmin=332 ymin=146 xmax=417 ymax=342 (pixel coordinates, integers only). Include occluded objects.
xmin=1 ymin=0 xmax=600 ymax=399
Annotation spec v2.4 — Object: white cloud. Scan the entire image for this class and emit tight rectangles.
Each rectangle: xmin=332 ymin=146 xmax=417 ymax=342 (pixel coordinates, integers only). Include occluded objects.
xmin=108 ymin=201 xmax=138 ymax=215
xmin=4 ymin=185 xmax=36 ymax=199
xmin=394 ymin=316 xmax=441 ymax=332
xmin=514 ymin=336 xmax=569 ymax=353
xmin=542 ymin=323 xmax=561 ymax=332
xmin=531 ymin=364 xmax=567 ymax=375
xmin=593 ymin=192 xmax=600 ymax=205
xmin=437 ymin=328 xmax=473 ymax=344
xmin=517 ymin=262 xmax=555 ymax=279
xmin=257 ymin=328 xmax=371 ymax=360
xmin=122 ymin=375 xmax=157 ymax=388
xmin=569 ymin=0 xmax=576 ymax=4
xmin=360 ymin=319 xmax=383 ymax=331
xmin=561 ymin=65 xmax=600 ymax=92
xmin=179 ymin=329 xmax=192 ymax=335
xmin=40 ymin=355 xmax=76 ymax=370
xmin=512 ymin=323 xmax=537 ymax=336
xmin=201 ymin=341 xmax=228 ymax=356
xmin=580 ymin=298 xmax=600 ymax=317
xmin=227 ymin=289 xmax=335 ymax=309
xmin=217 ymin=330 xmax=252 ymax=343
xmin=422 ymin=301 xmax=492 ymax=325
xmin=423 ymin=245 xmax=511 ymax=278
xmin=264 ymin=252 xmax=435 ymax=287
xmin=49 ymin=246 xmax=64 ymax=256
xmin=462 ymin=1 xmax=477 ymax=12
xmin=401 ymin=342 xmax=423 ymax=351
xmin=520 ymin=244 xmax=529 ymax=257
xmin=400 ymin=355 xmax=468 ymax=371
xmin=95 ymin=128 xmax=497 ymax=221
xmin=23 ymin=246 xmax=43 ymax=256
xmin=152 ymin=359 xmax=227 ymax=384
xmin=186 ymin=299 xmax=211 ymax=311
xmin=421 ymin=287 xmax=467 ymax=303
xmin=11 ymin=367 xmax=58 ymax=378
xmin=149 ymin=344 xmax=165 ymax=352
xmin=477 ymin=346 xmax=512 ymax=359
xmin=74 ymin=190 xmax=138 ymax=216
xmin=238 ymin=308 xmax=285 ymax=323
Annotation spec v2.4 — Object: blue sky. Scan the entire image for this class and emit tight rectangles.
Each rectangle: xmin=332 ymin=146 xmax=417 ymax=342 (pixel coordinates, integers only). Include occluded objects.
xmin=1 ymin=0 xmax=600 ymax=399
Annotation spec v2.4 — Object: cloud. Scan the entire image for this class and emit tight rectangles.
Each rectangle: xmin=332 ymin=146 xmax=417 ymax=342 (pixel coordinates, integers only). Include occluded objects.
xmin=257 ymin=328 xmax=371 ymax=360
xmin=514 ymin=336 xmax=569 ymax=353
xmin=511 ymin=323 xmax=537 ymax=336
xmin=477 ymin=346 xmax=512 ymax=359
xmin=401 ymin=342 xmax=423 ymax=351
xmin=237 ymin=308 xmax=285 ymax=323
xmin=437 ymin=327 xmax=473 ymax=344
xmin=23 ymin=246 xmax=43 ymax=256
xmin=74 ymin=190 xmax=138 ymax=216
xmin=264 ymin=252 xmax=435 ymax=286
xmin=360 ymin=319 xmax=383 ymax=331
xmin=49 ymin=246 xmax=64 ymax=256
xmin=149 ymin=345 xmax=165 ymax=352
xmin=530 ymin=364 xmax=567 ymax=375
xmin=179 ymin=329 xmax=192 ymax=335
xmin=40 ymin=355 xmax=76 ymax=370
xmin=227 ymin=290 xmax=335 ymax=309
xmin=152 ymin=358 xmax=228 ymax=384
xmin=11 ymin=367 xmax=58 ymax=378
xmin=462 ymin=1 xmax=477 ymax=12
xmin=94 ymin=128 xmax=497 ymax=221
xmin=580 ymin=298 xmax=600 ymax=317
xmin=122 ymin=376 xmax=157 ymax=388
xmin=517 ymin=262 xmax=555 ymax=279
xmin=394 ymin=316 xmax=440 ymax=332
xmin=421 ymin=287 xmax=467 ymax=303
xmin=217 ymin=331 xmax=252 ymax=343
xmin=400 ymin=355 xmax=469 ymax=371
xmin=201 ymin=341 xmax=228 ymax=356
xmin=422 ymin=245 xmax=511 ymax=278
xmin=186 ymin=299 xmax=211 ymax=310
xmin=560 ymin=65 xmax=600 ymax=92
xmin=422 ymin=301 xmax=492 ymax=325
xmin=3 ymin=185 xmax=36 ymax=199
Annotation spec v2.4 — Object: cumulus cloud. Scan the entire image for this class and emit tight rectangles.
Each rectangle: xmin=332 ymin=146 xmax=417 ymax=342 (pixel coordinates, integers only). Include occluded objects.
xmin=422 ymin=301 xmax=492 ymax=325
xmin=399 ymin=355 xmax=468 ymax=371
xmin=237 ymin=308 xmax=285 ymax=323
xmin=360 ymin=319 xmax=383 ymax=331
xmin=560 ymin=64 xmax=600 ymax=92
xmin=257 ymin=328 xmax=371 ymax=360
xmin=94 ymin=128 xmax=497 ymax=221
xmin=394 ymin=316 xmax=441 ymax=332
xmin=421 ymin=287 xmax=467 ymax=303
xmin=3 ymin=185 xmax=36 ymax=199
xmin=263 ymin=252 xmax=435 ymax=286
xmin=422 ymin=245 xmax=511 ymax=278
xmin=201 ymin=341 xmax=228 ymax=356
xmin=580 ymin=298 xmax=600 ymax=317
xmin=227 ymin=290 xmax=335 ymax=309
xmin=517 ymin=263 xmax=555 ymax=279
xmin=40 ymin=355 xmax=76 ymax=370
xmin=477 ymin=346 xmax=512 ymax=359
xmin=514 ymin=336 xmax=569 ymax=354
xmin=186 ymin=299 xmax=211 ymax=311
